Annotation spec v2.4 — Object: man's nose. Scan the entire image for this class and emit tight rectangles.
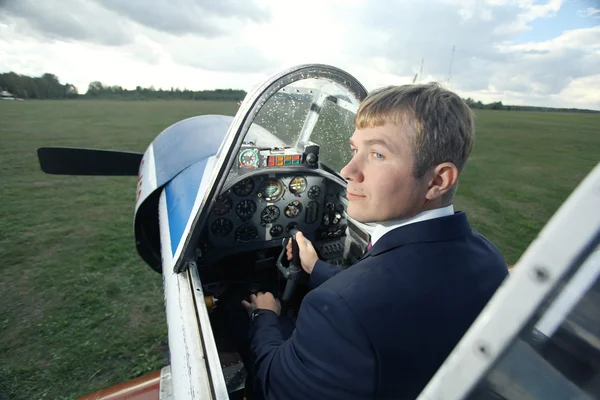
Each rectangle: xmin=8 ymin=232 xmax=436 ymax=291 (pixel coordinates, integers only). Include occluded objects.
xmin=341 ymin=157 xmax=364 ymax=182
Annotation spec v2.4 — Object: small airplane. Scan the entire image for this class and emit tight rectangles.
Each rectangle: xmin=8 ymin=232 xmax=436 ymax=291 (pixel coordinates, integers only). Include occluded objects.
xmin=37 ymin=64 xmax=600 ymax=399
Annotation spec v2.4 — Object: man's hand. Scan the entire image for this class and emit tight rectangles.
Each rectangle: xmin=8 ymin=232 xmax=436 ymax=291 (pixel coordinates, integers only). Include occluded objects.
xmin=286 ymin=231 xmax=319 ymax=274
xmin=242 ymin=292 xmax=281 ymax=317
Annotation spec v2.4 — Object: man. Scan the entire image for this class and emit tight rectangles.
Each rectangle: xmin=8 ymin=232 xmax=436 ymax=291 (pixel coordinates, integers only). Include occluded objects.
xmin=241 ymin=83 xmax=508 ymax=399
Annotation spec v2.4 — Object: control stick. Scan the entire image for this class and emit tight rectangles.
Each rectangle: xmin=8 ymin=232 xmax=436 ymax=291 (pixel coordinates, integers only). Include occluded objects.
xmin=276 ymin=228 xmax=304 ymax=302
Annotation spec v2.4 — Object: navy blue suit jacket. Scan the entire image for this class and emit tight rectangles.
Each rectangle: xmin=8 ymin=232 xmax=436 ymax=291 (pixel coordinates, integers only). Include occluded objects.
xmin=248 ymin=212 xmax=508 ymax=399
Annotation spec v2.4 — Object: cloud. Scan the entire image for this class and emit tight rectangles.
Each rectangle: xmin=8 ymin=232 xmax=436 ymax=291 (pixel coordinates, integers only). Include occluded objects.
xmin=124 ymin=36 xmax=164 ymax=66
xmin=490 ymin=26 xmax=600 ymax=95
xmin=0 ymin=0 xmax=270 ymax=45
xmin=578 ymin=7 xmax=600 ymax=18
xmin=0 ymin=0 xmax=274 ymax=75
xmin=0 ymin=0 xmax=132 ymax=46
xmin=554 ymin=74 xmax=600 ymax=108
xmin=98 ymin=0 xmax=270 ymax=37
xmin=0 ymin=0 xmax=597 ymax=109
xmin=312 ymin=0 xmax=598 ymax=106
xmin=333 ymin=0 xmax=525 ymax=79
xmin=167 ymin=36 xmax=274 ymax=73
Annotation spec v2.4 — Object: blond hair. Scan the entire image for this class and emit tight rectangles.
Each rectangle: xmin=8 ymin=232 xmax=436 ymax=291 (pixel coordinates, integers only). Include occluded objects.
xmin=355 ymin=83 xmax=475 ymax=201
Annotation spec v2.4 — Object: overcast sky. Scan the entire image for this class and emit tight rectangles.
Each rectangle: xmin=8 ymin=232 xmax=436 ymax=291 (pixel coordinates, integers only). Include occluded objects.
xmin=1 ymin=0 xmax=599 ymax=109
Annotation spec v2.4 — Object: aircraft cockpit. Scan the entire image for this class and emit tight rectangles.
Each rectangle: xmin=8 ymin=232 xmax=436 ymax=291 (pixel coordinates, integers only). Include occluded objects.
xmin=192 ymin=66 xmax=371 ymax=317
xmin=200 ymin=141 xmax=350 ymax=268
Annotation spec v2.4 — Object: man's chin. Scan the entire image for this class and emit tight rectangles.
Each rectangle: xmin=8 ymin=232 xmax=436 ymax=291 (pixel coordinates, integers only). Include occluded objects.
xmin=346 ymin=207 xmax=376 ymax=224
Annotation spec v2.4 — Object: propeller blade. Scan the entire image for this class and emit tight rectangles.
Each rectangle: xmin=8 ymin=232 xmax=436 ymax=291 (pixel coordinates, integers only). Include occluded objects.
xmin=37 ymin=147 xmax=143 ymax=176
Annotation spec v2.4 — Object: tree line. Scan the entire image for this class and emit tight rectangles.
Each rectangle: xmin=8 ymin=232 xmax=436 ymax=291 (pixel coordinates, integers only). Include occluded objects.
xmin=1 ymin=71 xmax=598 ymax=113
xmin=85 ymin=80 xmax=246 ymax=101
xmin=0 ymin=72 xmax=78 ymax=99
xmin=0 ymin=72 xmax=246 ymax=101
xmin=463 ymin=98 xmax=599 ymax=114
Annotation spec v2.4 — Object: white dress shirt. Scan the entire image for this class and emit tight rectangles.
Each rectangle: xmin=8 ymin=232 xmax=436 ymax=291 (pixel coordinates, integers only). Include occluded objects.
xmin=370 ymin=204 xmax=455 ymax=246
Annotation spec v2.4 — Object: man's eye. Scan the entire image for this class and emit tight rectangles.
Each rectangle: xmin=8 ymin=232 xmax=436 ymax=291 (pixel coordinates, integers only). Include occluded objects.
xmin=372 ymin=152 xmax=384 ymax=159
xmin=350 ymin=148 xmax=358 ymax=154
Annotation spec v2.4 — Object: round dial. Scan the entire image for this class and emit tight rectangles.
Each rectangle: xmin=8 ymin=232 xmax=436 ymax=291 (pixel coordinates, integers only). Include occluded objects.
xmin=323 ymin=211 xmax=342 ymax=225
xmin=238 ymin=148 xmax=259 ymax=168
xmin=307 ymin=185 xmax=321 ymax=199
xmin=233 ymin=178 xmax=254 ymax=197
xmin=260 ymin=205 xmax=280 ymax=225
xmin=332 ymin=212 xmax=342 ymax=225
xmin=289 ymin=176 xmax=307 ymax=195
xmin=258 ymin=178 xmax=284 ymax=202
xmin=284 ymin=200 xmax=303 ymax=218
xmin=211 ymin=218 xmax=233 ymax=236
xmin=236 ymin=199 xmax=256 ymax=221
xmin=269 ymin=225 xmax=283 ymax=237
xmin=236 ymin=223 xmax=258 ymax=242
xmin=212 ymin=196 xmax=232 ymax=215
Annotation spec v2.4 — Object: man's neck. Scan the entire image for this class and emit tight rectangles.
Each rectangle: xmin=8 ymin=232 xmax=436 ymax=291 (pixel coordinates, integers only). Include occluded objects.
xmin=370 ymin=204 xmax=455 ymax=246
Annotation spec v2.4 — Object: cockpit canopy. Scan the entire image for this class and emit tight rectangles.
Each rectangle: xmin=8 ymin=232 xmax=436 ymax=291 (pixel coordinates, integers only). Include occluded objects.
xmin=174 ymin=65 xmax=368 ymax=273
xmin=227 ymin=74 xmax=365 ymax=182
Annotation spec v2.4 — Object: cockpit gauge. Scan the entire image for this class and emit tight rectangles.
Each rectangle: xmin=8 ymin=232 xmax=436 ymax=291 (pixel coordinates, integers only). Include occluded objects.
xmin=212 ymin=196 xmax=232 ymax=215
xmin=289 ymin=176 xmax=307 ymax=195
xmin=284 ymin=200 xmax=303 ymax=218
xmin=211 ymin=218 xmax=233 ymax=236
xmin=307 ymin=185 xmax=321 ymax=199
xmin=323 ymin=210 xmax=342 ymax=226
xmin=332 ymin=212 xmax=342 ymax=225
xmin=257 ymin=178 xmax=284 ymax=202
xmin=236 ymin=199 xmax=257 ymax=221
xmin=260 ymin=205 xmax=280 ymax=225
xmin=233 ymin=178 xmax=254 ymax=197
xmin=236 ymin=223 xmax=258 ymax=242
xmin=238 ymin=148 xmax=259 ymax=169
xmin=269 ymin=225 xmax=283 ymax=237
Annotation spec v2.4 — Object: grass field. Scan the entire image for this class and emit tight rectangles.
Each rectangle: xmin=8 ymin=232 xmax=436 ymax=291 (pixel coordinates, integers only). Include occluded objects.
xmin=1 ymin=100 xmax=599 ymax=399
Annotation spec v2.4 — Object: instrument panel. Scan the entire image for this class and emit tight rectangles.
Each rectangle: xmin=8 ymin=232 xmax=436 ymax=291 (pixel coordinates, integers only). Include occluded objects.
xmin=206 ymin=173 xmax=346 ymax=249
xmin=235 ymin=143 xmax=320 ymax=172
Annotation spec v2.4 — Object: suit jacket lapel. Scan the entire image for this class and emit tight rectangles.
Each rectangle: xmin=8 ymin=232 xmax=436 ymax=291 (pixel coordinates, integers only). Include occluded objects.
xmin=369 ymin=212 xmax=471 ymax=257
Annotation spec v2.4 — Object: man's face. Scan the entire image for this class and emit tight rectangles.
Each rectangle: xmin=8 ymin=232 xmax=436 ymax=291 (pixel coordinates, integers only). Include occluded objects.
xmin=340 ymin=123 xmax=430 ymax=223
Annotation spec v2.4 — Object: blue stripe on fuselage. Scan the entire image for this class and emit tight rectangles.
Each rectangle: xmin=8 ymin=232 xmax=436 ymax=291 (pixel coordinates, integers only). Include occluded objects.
xmin=152 ymin=115 xmax=230 ymax=187
xmin=165 ymin=159 xmax=208 ymax=256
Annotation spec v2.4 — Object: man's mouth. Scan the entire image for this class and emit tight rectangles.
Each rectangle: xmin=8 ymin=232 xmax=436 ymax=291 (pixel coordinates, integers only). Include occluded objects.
xmin=346 ymin=192 xmax=366 ymax=199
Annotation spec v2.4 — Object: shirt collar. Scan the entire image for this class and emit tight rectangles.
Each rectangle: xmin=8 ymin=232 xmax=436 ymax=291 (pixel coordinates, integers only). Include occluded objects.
xmin=370 ymin=204 xmax=455 ymax=246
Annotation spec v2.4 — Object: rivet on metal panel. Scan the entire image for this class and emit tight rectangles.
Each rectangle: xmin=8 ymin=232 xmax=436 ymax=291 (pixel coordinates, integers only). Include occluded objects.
xmin=475 ymin=341 xmax=492 ymax=359
xmin=531 ymin=266 xmax=550 ymax=282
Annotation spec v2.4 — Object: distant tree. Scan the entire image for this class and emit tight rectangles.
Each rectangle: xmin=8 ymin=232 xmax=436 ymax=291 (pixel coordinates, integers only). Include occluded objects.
xmin=464 ymin=97 xmax=475 ymax=108
xmin=42 ymin=73 xmax=59 ymax=83
xmin=65 ymin=84 xmax=78 ymax=98
xmin=87 ymin=81 xmax=104 ymax=97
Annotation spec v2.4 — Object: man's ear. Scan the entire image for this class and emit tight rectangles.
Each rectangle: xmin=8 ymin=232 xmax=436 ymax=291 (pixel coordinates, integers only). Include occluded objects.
xmin=425 ymin=162 xmax=459 ymax=201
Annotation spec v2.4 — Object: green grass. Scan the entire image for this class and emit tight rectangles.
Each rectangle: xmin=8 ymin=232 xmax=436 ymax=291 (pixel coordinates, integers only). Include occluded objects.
xmin=0 ymin=100 xmax=239 ymax=399
xmin=455 ymin=110 xmax=600 ymax=263
xmin=0 ymin=101 xmax=599 ymax=399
